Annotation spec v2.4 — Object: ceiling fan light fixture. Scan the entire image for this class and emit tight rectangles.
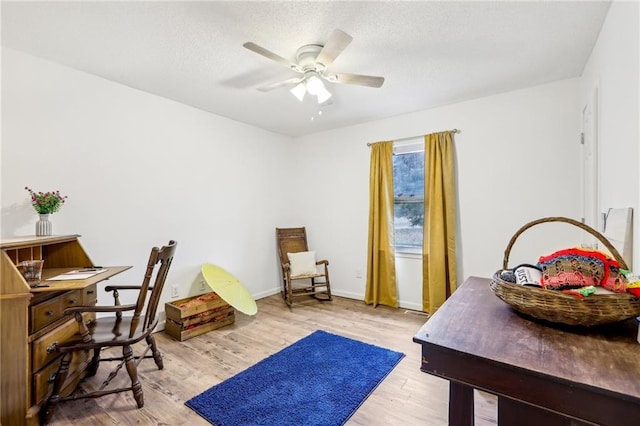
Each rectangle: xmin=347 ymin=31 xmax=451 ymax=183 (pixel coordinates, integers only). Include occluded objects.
xmin=305 ymin=74 xmax=325 ymax=96
xmin=290 ymin=82 xmax=306 ymax=102
xmin=316 ymin=86 xmax=332 ymax=104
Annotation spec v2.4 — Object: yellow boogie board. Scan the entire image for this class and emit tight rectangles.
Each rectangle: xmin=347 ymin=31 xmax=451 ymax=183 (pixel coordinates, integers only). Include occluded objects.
xmin=201 ymin=263 xmax=258 ymax=316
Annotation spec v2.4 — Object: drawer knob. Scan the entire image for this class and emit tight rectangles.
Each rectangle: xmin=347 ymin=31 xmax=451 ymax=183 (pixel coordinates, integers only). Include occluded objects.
xmin=46 ymin=342 xmax=58 ymax=354
xmin=45 ymin=310 xmax=54 ymax=316
xmin=68 ymin=299 xmax=77 ymax=305
xmin=86 ymin=290 xmax=95 ymax=295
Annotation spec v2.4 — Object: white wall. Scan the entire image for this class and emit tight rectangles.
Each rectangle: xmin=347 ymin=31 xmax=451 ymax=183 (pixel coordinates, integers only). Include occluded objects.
xmin=579 ymin=0 xmax=639 ymax=270
xmin=1 ymin=48 xmax=291 ymax=318
xmin=292 ymin=79 xmax=582 ymax=310
xmin=2 ymin=0 xmax=636 ymax=314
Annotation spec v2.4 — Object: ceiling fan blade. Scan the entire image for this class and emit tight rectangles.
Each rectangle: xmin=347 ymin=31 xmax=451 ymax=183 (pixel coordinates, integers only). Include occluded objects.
xmin=315 ymin=29 xmax=353 ymax=68
xmin=257 ymin=77 xmax=304 ymax=92
xmin=326 ymin=72 xmax=385 ymax=88
xmin=243 ymin=42 xmax=297 ymax=70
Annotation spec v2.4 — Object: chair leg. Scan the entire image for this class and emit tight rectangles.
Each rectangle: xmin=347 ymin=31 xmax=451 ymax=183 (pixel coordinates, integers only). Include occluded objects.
xmin=285 ymin=276 xmax=293 ymax=309
xmin=146 ymin=334 xmax=164 ymax=370
xmin=86 ymin=348 xmax=101 ymax=377
xmin=42 ymin=352 xmax=72 ymax=425
xmin=123 ymin=345 xmax=144 ymax=408
xmin=280 ymin=277 xmax=290 ymax=307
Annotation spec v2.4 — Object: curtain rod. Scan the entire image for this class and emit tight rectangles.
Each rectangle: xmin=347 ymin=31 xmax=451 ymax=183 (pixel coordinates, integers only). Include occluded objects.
xmin=367 ymin=129 xmax=460 ymax=146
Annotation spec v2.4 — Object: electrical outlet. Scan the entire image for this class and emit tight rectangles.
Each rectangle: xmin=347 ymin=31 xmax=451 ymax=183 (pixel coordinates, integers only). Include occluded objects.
xmin=199 ymin=280 xmax=207 ymax=292
xmin=171 ymin=285 xmax=179 ymax=298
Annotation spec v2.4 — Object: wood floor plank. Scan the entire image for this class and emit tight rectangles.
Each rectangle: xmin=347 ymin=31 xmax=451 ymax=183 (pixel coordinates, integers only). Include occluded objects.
xmin=47 ymin=294 xmax=497 ymax=425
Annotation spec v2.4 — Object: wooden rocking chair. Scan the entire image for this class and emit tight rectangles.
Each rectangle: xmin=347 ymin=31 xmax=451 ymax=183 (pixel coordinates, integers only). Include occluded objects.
xmin=41 ymin=240 xmax=177 ymax=424
xmin=276 ymin=227 xmax=331 ymax=308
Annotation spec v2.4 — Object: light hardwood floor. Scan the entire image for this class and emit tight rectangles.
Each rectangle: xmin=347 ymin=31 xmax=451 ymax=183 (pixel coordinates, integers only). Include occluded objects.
xmin=48 ymin=294 xmax=497 ymax=425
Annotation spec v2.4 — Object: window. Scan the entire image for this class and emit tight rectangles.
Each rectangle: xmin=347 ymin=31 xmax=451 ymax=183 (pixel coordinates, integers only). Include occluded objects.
xmin=393 ymin=144 xmax=424 ymax=251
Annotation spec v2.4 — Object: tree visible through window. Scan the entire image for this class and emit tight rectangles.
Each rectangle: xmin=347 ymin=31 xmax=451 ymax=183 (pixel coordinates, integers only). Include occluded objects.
xmin=393 ymin=151 xmax=424 ymax=250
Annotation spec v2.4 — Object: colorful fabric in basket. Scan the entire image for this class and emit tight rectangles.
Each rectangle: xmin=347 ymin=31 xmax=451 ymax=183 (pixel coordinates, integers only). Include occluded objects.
xmin=537 ymin=248 xmax=621 ymax=290
xmin=562 ymin=286 xmax=597 ymax=299
xmin=602 ymin=267 xmax=627 ymax=293
xmin=622 ymin=270 xmax=640 ymax=297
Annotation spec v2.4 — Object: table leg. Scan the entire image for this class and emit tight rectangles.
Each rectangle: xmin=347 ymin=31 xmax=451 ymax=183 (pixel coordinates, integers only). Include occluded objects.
xmin=449 ymin=381 xmax=474 ymax=426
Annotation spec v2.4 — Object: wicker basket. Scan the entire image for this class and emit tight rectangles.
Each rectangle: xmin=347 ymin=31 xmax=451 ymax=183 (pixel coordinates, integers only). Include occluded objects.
xmin=490 ymin=216 xmax=640 ymax=326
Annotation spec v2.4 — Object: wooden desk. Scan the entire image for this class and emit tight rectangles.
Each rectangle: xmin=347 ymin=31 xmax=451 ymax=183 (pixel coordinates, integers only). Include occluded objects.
xmin=0 ymin=235 xmax=130 ymax=425
xmin=413 ymin=276 xmax=640 ymax=426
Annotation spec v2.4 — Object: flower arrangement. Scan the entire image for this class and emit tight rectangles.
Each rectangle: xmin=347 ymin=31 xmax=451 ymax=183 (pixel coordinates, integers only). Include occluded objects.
xmin=25 ymin=187 xmax=68 ymax=214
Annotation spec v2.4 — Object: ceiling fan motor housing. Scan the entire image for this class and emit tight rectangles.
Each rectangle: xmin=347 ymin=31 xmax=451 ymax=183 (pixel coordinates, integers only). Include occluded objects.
xmin=296 ymin=44 xmax=325 ymax=70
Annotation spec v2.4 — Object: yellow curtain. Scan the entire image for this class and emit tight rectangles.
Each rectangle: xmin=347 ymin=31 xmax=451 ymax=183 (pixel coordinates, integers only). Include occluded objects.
xmin=365 ymin=141 xmax=398 ymax=308
xmin=422 ymin=131 xmax=457 ymax=313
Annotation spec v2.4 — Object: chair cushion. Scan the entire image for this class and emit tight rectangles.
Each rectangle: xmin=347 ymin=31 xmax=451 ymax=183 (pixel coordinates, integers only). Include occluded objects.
xmin=288 ymin=251 xmax=317 ymax=277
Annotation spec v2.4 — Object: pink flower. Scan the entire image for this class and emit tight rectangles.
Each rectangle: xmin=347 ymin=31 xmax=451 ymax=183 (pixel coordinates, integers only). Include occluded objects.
xmin=25 ymin=187 xmax=68 ymax=214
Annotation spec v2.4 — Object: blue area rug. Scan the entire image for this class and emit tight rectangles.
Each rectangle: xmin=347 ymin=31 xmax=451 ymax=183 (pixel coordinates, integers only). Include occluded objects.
xmin=185 ymin=330 xmax=405 ymax=426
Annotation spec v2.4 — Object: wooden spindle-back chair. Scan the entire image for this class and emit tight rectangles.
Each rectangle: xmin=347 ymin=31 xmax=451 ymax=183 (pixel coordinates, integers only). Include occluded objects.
xmin=42 ymin=240 xmax=177 ymax=424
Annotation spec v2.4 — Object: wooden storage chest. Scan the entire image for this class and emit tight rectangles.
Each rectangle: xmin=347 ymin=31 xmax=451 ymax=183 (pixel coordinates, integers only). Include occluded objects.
xmin=165 ymin=291 xmax=235 ymax=341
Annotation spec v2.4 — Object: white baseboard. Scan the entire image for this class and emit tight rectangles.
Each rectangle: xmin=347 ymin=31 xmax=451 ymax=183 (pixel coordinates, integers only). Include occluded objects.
xmin=252 ymin=287 xmax=281 ymax=300
xmin=331 ymin=290 xmax=423 ymax=312
xmin=398 ymin=301 xmax=423 ymax=311
xmin=155 ymin=287 xmax=423 ymax=333
xmin=330 ymin=289 xmax=363 ymax=300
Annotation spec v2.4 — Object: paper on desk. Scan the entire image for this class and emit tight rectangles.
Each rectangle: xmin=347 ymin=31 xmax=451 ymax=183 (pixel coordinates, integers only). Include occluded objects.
xmin=47 ymin=269 xmax=107 ymax=281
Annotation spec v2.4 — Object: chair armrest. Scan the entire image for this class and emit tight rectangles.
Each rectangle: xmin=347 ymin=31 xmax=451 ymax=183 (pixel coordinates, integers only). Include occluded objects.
xmin=105 ymin=285 xmax=152 ymax=292
xmin=282 ymin=263 xmax=291 ymax=271
xmin=64 ymin=303 xmax=136 ymax=315
xmin=316 ymin=259 xmax=329 ymax=266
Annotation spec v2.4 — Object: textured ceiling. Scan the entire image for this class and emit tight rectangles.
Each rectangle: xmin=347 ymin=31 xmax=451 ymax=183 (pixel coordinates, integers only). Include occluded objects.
xmin=1 ymin=1 xmax=611 ymax=137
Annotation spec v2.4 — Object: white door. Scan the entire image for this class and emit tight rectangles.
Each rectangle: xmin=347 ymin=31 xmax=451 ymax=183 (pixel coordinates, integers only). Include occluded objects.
xmin=581 ymin=89 xmax=598 ymax=247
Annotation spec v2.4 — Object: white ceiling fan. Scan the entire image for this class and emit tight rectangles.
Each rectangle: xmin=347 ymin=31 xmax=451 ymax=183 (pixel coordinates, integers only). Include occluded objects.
xmin=243 ymin=29 xmax=384 ymax=104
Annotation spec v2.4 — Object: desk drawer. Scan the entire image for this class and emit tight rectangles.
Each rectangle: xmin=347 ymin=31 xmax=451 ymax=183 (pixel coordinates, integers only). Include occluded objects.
xmin=31 ymin=314 xmax=94 ymax=372
xmin=81 ymin=284 xmax=97 ymax=305
xmin=31 ymin=289 xmax=83 ymax=333
xmin=32 ymin=350 xmax=90 ymax=405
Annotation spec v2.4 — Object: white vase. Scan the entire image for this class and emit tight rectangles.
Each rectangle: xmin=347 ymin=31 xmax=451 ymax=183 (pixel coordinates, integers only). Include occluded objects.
xmin=36 ymin=214 xmax=52 ymax=236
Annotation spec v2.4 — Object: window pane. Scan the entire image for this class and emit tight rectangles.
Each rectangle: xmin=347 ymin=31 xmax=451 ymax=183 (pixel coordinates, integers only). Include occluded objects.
xmin=394 ymin=202 xmax=424 ymax=248
xmin=393 ymin=151 xmax=424 ymax=249
xmin=393 ymin=152 xmax=424 ymax=197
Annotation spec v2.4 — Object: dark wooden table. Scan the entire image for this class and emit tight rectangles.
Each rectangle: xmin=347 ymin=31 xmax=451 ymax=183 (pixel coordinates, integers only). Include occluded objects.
xmin=413 ymin=276 xmax=640 ymax=426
